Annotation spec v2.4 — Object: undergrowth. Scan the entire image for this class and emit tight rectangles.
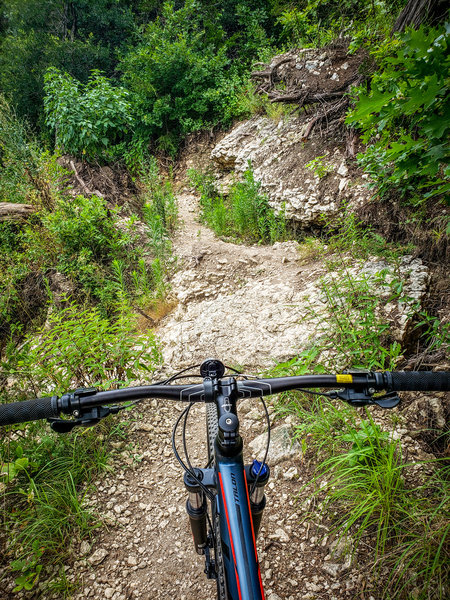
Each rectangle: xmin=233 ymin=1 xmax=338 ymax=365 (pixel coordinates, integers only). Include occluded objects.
xmin=0 ymin=300 xmax=161 ymax=595
xmin=0 ymin=100 xmax=172 ymax=596
xmin=188 ymin=164 xmax=287 ymax=244
xmin=267 ymin=213 xmax=449 ymax=599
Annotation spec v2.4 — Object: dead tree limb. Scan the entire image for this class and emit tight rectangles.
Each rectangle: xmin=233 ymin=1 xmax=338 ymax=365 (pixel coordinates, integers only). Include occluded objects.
xmin=69 ymin=160 xmax=104 ymax=198
xmin=0 ymin=202 xmax=37 ymax=222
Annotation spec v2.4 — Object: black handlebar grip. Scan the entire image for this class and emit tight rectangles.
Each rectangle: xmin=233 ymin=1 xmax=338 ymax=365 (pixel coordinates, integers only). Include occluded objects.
xmin=386 ymin=371 xmax=450 ymax=392
xmin=0 ymin=397 xmax=59 ymax=426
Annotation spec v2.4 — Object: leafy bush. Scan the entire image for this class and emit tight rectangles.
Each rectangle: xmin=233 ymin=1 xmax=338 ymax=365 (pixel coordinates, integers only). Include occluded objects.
xmin=120 ymin=1 xmax=272 ymax=154
xmin=121 ymin=2 xmax=231 ymax=154
xmin=0 ymin=0 xmax=136 ymax=127
xmin=43 ymin=195 xmax=152 ymax=313
xmin=6 ymin=301 xmax=161 ymax=393
xmin=44 ymin=68 xmax=133 ymax=160
xmin=346 ymin=24 xmax=450 ymax=203
xmin=45 ymin=195 xmax=130 ymax=263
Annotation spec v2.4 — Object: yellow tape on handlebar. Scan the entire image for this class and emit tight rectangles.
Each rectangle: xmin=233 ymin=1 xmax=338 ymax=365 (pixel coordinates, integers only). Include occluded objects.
xmin=336 ymin=374 xmax=353 ymax=384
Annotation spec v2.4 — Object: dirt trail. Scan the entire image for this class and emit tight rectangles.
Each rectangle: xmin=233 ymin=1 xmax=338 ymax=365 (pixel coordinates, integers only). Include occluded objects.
xmin=69 ymin=190 xmax=362 ymax=600
xmin=159 ymin=190 xmax=326 ymax=369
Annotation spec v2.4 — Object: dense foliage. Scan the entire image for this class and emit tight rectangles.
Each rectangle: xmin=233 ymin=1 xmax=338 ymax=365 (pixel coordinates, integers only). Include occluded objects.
xmin=1 ymin=1 xmax=449 ymax=597
xmin=0 ymin=0 xmax=136 ymax=126
xmin=347 ymin=24 xmax=450 ymax=204
xmin=44 ymin=69 xmax=133 ymax=159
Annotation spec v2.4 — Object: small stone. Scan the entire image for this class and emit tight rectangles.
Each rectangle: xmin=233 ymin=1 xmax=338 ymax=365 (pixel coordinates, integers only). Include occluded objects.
xmin=322 ymin=562 xmax=341 ymax=577
xmin=127 ymin=556 xmax=138 ymax=566
xmin=104 ymin=588 xmax=115 ymax=599
xmin=88 ymin=548 xmax=109 ymax=566
xmin=250 ymin=425 xmax=301 ymax=465
xmin=283 ymin=466 xmax=298 ymax=480
xmin=272 ymin=528 xmax=289 ymax=543
xmin=337 ymin=163 xmax=348 ymax=177
xmin=80 ymin=540 xmax=90 ymax=555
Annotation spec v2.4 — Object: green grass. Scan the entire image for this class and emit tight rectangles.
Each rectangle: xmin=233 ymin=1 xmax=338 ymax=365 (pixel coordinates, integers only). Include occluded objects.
xmin=0 ymin=295 xmax=162 ymax=594
xmin=1 ymin=420 xmax=127 ymax=594
xmin=266 ymin=205 xmax=449 ymax=598
xmin=188 ymin=165 xmax=287 ymax=244
xmin=270 ymin=372 xmax=449 ymax=600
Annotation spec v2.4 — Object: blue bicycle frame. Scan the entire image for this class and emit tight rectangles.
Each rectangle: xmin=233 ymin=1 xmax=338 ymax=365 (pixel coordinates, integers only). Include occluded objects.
xmin=216 ymin=451 xmax=265 ymax=599
xmin=207 ymin=373 xmax=267 ymax=600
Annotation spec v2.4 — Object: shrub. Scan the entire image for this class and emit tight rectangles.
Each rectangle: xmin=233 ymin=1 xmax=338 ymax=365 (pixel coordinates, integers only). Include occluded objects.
xmin=0 ymin=95 xmax=42 ymax=204
xmin=43 ymin=195 xmax=149 ymax=313
xmin=189 ymin=165 xmax=287 ymax=243
xmin=346 ymin=24 xmax=450 ymax=204
xmin=7 ymin=301 xmax=161 ymax=394
xmin=44 ymin=68 xmax=133 ymax=160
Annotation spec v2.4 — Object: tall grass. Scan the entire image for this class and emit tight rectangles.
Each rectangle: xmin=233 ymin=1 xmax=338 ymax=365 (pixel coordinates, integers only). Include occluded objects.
xmin=0 ymin=301 xmax=161 ymax=594
xmin=189 ymin=165 xmax=287 ymax=244
xmin=267 ymin=211 xmax=449 ymax=599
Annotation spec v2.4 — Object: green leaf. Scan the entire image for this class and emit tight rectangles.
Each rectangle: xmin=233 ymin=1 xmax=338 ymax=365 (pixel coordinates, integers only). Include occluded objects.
xmin=347 ymin=87 xmax=393 ymax=123
xmin=14 ymin=457 xmax=29 ymax=471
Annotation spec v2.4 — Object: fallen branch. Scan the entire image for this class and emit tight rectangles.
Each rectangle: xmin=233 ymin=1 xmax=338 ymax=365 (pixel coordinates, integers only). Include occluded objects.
xmin=69 ymin=160 xmax=104 ymax=198
xmin=0 ymin=202 xmax=37 ymax=222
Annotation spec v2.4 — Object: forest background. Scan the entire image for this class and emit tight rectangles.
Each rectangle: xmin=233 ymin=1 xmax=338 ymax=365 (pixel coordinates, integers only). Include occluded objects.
xmin=0 ymin=0 xmax=449 ymax=598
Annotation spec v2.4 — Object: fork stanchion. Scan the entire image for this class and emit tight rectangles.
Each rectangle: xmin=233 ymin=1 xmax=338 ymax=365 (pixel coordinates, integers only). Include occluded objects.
xmin=246 ymin=460 xmax=270 ymax=539
xmin=184 ymin=469 xmax=208 ymax=555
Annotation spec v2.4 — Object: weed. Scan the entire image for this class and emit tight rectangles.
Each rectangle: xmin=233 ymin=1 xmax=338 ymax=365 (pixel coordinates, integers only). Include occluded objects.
xmin=235 ymin=81 xmax=298 ymax=122
xmin=0 ymin=420 xmax=121 ymax=593
xmin=316 ymin=415 xmax=404 ymax=558
xmin=305 ymin=155 xmax=333 ymax=179
xmin=307 ymin=263 xmax=403 ymax=371
xmin=4 ymin=300 xmax=161 ymax=394
xmin=43 ymin=566 xmax=78 ymax=598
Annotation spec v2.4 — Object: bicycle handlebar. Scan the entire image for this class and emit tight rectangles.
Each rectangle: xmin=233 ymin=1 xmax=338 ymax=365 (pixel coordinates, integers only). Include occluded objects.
xmin=0 ymin=370 xmax=449 ymax=427
xmin=0 ymin=396 xmax=60 ymax=426
xmin=386 ymin=371 xmax=449 ymax=392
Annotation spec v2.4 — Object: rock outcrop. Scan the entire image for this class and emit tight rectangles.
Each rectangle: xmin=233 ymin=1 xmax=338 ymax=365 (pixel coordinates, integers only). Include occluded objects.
xmin=211 ymin=116 xmax=370 ymax=226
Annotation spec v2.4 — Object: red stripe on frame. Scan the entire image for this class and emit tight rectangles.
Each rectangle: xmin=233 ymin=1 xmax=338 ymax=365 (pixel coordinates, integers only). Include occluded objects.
xmin=244 ymin=470 xmax=266 ymax=599
xmin=219 ymin=472 xmax=243 ymax=600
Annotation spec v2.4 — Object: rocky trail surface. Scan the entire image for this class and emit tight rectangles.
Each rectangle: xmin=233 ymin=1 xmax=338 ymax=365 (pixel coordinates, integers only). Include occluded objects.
xmin=66 ymin=189 xmax=383 ymax=600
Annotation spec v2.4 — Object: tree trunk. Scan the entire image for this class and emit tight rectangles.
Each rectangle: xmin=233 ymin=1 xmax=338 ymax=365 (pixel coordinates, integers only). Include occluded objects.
xmin=393 ymin=0 xmax=448 ymax=32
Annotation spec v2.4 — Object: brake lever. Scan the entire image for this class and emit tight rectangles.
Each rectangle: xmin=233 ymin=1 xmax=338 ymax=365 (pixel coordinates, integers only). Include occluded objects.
xmin=329 ymin=388 xmax=400 ymax=409
xmin=48 ymin=405 xmax=121 ymax=433
xmin=372 ymin=392 xmax=401 ymax=409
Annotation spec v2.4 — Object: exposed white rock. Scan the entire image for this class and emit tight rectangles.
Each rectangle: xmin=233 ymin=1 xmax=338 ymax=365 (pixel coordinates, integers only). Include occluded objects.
xmin=211 ymin=116 xmax=370 ymax=225
xmin=249 ymin=425 xmax=301 ymax=464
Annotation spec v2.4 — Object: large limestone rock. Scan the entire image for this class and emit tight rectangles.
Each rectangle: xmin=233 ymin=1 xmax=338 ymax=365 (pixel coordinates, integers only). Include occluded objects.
xmin=211 ymin=116 xmax=369 ymax=226
xmin=160 ymin=254 xmax=428 ymax=369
